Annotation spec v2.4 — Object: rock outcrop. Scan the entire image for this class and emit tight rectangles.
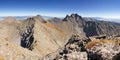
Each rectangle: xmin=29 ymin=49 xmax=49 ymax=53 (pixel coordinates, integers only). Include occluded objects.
xmin=53 ymin=34 xmax=89 ymax=60
xmin=86 ymin=39 xmax=120 ymax=60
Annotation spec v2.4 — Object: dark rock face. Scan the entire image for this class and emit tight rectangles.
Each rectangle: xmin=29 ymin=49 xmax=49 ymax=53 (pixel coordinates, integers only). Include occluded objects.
xmin=18 ymin=18 xmax=36 ymax=50
xmin=83 ymin=21 xmax=99 ymax=37
xmin=83 ymin=21 xmax=120 ymax=37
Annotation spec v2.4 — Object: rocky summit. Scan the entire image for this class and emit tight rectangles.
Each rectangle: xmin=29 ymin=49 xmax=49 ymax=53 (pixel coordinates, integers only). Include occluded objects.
xmin=0 ymin=14 xmax=120 ymax=60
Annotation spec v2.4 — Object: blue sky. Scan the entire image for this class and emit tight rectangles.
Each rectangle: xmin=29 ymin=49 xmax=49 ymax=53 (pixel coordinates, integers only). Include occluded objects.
xmin=0 ymin=0 xmax=120 ymax=18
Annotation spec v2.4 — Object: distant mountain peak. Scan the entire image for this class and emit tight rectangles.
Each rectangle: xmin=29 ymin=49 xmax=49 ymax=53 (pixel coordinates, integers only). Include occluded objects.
xmin=2 ymin=16 xmax=18 ymax=23
xmin=34 ymin=15 xmax=44 ymax=20
xmin=63 ymin=14 xmax=83 ymax=22
xmin=70 ymin=13 xmax=81 ymax=17
xmin=34 ymin=15 xmax=47 ymax=23
xmin=5 ymin=16 xmax=16 ymax=20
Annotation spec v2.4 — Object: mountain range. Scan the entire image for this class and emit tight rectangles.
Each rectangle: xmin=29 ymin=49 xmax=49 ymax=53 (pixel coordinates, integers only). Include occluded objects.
xmin=1 ymin=16 xmax=120 ymax=23
xmin=0 ymin=14 xmax=120 ymax=60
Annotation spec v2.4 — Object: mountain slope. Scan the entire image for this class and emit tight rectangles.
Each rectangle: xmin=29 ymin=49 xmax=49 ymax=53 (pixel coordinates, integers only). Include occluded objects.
xmin=0 ymin=14 xmax=120 ymax=60
xmin=0 ymin=15 xmax=73 ymax=59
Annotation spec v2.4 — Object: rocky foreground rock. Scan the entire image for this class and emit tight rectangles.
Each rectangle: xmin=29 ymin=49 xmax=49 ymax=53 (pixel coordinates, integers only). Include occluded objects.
xmin=42 ymin=35 xmax=120 ymax=60
xmin=0 ymin=14 xmax=120 ymax=60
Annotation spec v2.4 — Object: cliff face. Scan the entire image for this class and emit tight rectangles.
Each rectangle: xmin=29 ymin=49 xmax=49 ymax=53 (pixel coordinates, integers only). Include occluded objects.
xmin=0 ymin=14 xmax=120 ymax=60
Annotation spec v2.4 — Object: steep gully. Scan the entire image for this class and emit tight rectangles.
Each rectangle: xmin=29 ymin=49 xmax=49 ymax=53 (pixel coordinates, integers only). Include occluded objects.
xmin=17 ymin=18 xmax=36 ymax=50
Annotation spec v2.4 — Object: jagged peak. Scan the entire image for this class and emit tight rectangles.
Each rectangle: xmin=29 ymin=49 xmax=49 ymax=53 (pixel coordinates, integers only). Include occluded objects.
xmin=34 ymin=15 xmax=47 ymax=23
xmin=71 ymin=13 xmax=79 ymax=17
xmin=70 ymin=13 xmax=82 ymax=19
xmin=63 ymin=14 xmax=70 ymax=21
xmin=34 ymin=15 xmax=44 ymax=20
xmin=63 ymin=14 xmax=83 ymax=21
